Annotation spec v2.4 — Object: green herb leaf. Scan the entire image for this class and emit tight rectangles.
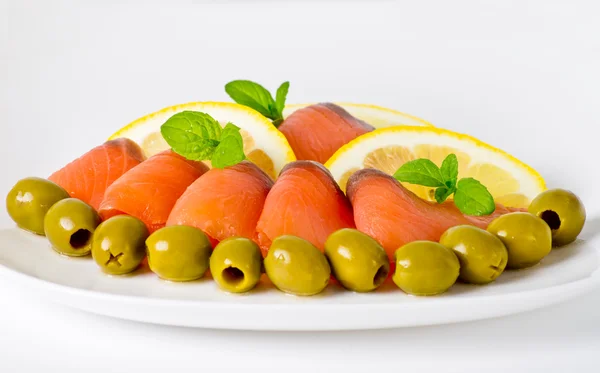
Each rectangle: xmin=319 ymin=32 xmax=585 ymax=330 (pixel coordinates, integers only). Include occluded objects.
xmin=225 ymin=80 xmax=277 ymax=120
xmin=161 ymin=112 xmax=246 ymax=168
xmin=434 ymin=186 xmax=455 ymax=204
xmin=393 ymin=153 xmax=495 ymax=215
xmin=393 ymin=159 xmax=445 ymax=187
xmin=160 ymin=111 xmax=222 ymax=160
xmin=275 ymin=81 xmax=290 ymax=118
xmin=220 ymin=122 xmax=243 ymax=142
xmin=440 ymin=154 xmax=458 ymax=189
xmin=211 ymin=123 xmax=245 ymax=169
xmin=454 ymin=178 xmax=496 ymax=216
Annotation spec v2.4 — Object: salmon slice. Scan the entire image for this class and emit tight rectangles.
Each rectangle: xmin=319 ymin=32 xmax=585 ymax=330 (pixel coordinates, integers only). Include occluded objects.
xmin=98 ymin=150 xmax=208 ymax=233
xmin=347 ymin=169 xmax=523 ymax=262
xmin=48 ymin=138 xmax=145 ymax=209
xmin=256 ymin=161 xmax=355 ymax=256
xmin=166 ymin=161 xmax=273 ymax=247
xmin=278 ymin=103 xmax=374 ymax=164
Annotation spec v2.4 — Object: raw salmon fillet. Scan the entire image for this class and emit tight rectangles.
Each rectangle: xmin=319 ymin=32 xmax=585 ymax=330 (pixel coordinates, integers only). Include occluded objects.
xmin=347 ymin=168 xmax=522 ymax=261
xmin=256 ymin=161 xmax=355 ymax=256
xmin=99 ymin=150 xmax=208 ymax=233
xmin=166 ymin=161 xmax=273 ymax=247
xmin=278 ymin=103 xmax=374 ymax=163
xmin=48 ymin=138 xmax=145 ymax=209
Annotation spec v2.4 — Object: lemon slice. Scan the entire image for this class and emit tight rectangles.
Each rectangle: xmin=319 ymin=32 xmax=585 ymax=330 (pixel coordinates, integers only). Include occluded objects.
xmin=109 ymin=102 xmax=296 ymax=179
xmin=325 ymin=126 xmax=545 ymax=208
xmin=283 ymin=103 xmax=434 ymax=128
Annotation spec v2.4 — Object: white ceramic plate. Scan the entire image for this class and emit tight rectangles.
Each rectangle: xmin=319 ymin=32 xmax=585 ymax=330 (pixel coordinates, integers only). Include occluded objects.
xmin=0 ymin=228 xmax=598 ymax=331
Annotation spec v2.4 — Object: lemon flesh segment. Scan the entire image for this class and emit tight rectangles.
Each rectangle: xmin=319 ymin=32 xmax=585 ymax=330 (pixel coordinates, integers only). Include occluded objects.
xmin=283 ymin=103 xmax=434 ymax=128
xmin=140 ymin=132 xmax=169 ymax=157
xmin=325 ymin=126 xmax=546 ymax=208
xmin=246 ymin=149 xmax=276 ymax=180
xmin=108 ymin=102 xmax=295 ymax=178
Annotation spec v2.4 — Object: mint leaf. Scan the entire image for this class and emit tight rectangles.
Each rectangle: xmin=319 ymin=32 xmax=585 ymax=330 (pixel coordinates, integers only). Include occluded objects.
xmin=440 ymin=154 xmax=458 ymax=189
xmin=220 ymin=122 xmax=243 ymax=142
xmin=225 ymin=80 xmax=277 ymax=120
xmin=393 ymin=153 xmax=495 ymax=215
xmin=160 ymin=111 xmax=222 ymax=160
xmin=211 ymin=123 xmax=245 ymax=169
xmin=454 ymin=178 xmax=495 ymax=216
xmin=161 ymin=112 xmax=246 ymax=168
xmin=275 ymin=81 xmax=289 ymax=118
xmin=435 ymin=186 xmax=455 ymax=204
xmin=393 ymin=159 xmax=445 ymax=187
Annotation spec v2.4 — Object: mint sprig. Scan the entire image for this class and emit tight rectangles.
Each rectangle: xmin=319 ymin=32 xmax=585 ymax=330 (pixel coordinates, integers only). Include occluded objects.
xmin=225 ymin=80 xmax=289 ymax=127
xmin=160 ymin=111 xmax=245 ymax=169
xmin=393 ymin=154 xmax=495 ymax=216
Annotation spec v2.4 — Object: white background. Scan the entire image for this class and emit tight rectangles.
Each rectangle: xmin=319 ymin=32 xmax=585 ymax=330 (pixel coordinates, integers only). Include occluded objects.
xmin=1 ymin=0 xmax=599 ymax=371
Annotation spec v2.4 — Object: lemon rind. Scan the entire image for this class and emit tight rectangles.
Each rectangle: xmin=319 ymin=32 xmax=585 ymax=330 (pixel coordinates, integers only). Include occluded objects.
xmin=325 ymin=125 xmax=546 ymax=194
xmin=108 ymin=101 xmax=296 ymax=170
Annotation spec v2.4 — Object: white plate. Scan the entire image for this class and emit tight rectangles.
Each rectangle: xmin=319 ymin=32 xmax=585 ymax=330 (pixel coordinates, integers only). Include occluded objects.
xmin=0 ymin=228 xmax=598 ymax=331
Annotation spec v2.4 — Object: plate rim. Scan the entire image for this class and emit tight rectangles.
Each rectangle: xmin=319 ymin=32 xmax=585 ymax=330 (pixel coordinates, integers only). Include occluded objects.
xmin=1 ymin=228 xmax=599 ymax=311
xmin=1 ymin=257 xmax=599 ymax=331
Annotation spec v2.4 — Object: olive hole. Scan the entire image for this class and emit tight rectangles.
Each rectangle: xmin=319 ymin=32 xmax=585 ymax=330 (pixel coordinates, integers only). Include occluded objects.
xmin=70 ymin=229 xmax=91 ymax=249
xmin=106 ymin=252 xmax=124 ymax=267
xmin=373 ymin=265 xmax=389 ymax=287
xmin=489 ymin=257 xmax=506 ymax=279
xmin=222 ymin=267 xmax=245 ymax=286
xmin=541 ymin=210 xmax=561 ymax=230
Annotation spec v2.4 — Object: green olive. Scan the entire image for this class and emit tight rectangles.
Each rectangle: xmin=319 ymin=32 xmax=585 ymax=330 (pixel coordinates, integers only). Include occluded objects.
xmin=91 ymin=215 xmax=149 ymax=275
xmin=439 ymin=225 xmax=508 ymax=284
xmin=43 ymin=198 xmax=101 ymax=256
xmin=324 ymin=228 xmax=389 ymax=292
xmin=393 ymin=241 xmax=459 ymax=296
xmin=528 ymin=189 xmax=586 ymax=247
xmin=264 ymin=235 xmax=330 ymax=296
xmin=146 ymin=225 xmax=212 ymax=281
xmin=209 ymin=237 xmax=262 ymax=293
xmin=487 ymin=212 xmax=552 ymax=269
xmin=6 ymin=177 xmax=70 ymax=235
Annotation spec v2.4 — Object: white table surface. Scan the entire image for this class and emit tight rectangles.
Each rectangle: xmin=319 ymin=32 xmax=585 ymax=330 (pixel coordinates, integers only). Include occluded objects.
xmin=1 ymin=0 xmax=599 ymax=371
